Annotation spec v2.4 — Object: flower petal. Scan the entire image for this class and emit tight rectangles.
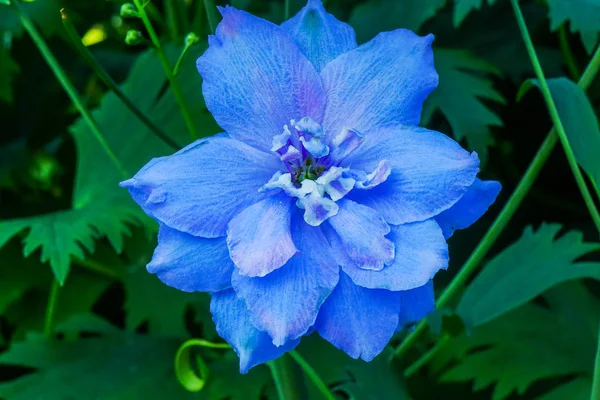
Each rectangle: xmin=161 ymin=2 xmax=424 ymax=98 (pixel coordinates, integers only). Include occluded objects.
xmin=227 ymin=195 xmax=297 ymax=277
xmin=231 ymin=215 xmax=339 ymax=346
xmin=281 ymin=0 xmax=357 ymax=72
xmin=321 ymin=29 xmax=437 ymax=139
xmin=120 ymin=136 xmax=281 ymax=238
xmin=345 ymin=125 xmax=480 ymax=225
xmin=211 ymin=289 xmax=299 ymax=373
xmin=315 ymin=272 xmax=400 ymax=361
xmin=338 ymin=219 xmax=448 ymax=291
xmin=197 ymin=6 xmax=326 ymax=151
xmin=327 ymin=199 xmax=394 ymax=271
xmin=435 ymin=179 xmax=501 ymax=239
xmin=397 ymin=281 xmax=435 ymax=329
xmin=147 ymin=224 xmax=235 ymax=292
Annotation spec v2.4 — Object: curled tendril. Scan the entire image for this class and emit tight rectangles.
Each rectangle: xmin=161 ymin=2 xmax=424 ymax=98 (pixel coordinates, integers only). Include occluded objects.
xmin=174 ymin=339 xmax=231 ymax=392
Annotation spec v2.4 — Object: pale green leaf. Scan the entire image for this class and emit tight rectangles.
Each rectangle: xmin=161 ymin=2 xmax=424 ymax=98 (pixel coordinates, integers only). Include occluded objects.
xmin=422 ymin=49 xmax=505 ymax=163
xmin=548 ymin=0 xmax=600 ymax=53
xmin=457 ymin=223 xmax=600 ymax=328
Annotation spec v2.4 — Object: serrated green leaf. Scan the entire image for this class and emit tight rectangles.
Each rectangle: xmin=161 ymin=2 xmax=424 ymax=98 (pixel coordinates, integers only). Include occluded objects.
xmin=453 ymin=0 xmax=499 ymax=27
xmin=422 ymin=49 xmax=505 ymax=163
xmin=0 ymin=202 xmax=140 ymax=283
xmin=0 ymin=44 xmax=19 ymax=104
xmin=548 ymin=0 xmax=600 ymax=53
xmin=0 ymin=333 xmax=201 ymax=399
xmin=439 ymin=283 xmax=598 ymax=400
xmin=457 ymin=223 xmax=600 ymax=328
xmin=349 ymin=0 xmax=446 ymax=41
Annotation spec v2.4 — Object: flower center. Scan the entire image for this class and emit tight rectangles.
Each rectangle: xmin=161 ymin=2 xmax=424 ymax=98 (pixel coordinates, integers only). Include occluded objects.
xmin=260 ymin=117 xmax=391 ymax=226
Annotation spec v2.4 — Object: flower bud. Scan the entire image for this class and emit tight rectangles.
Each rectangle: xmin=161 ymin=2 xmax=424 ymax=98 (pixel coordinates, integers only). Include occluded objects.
xmin=125 ymin=30 xmax=143 ymax=45
xmin=184 ymin=32 xmax=200 ymax=47
xmin=120 ymin=3 xmax=138 ymax=18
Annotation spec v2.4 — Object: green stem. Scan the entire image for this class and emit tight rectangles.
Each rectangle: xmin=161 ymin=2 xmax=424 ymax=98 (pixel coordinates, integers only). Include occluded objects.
xmin=592 ymin=324 xmax=600 ymax=400
xmin=73 ymin=257 xmax=119 ymax=280
xmin=394 ymin=43 xmax=600 ymax=360
xmin=173 ymin=44 xmax=194 ymax=77
xmin=284 ymin=0 xmax=291 ymax=20
xmin=13 ymin=1 xmax=128 ymax=179
xmin=43 ymin=280 xmax=60 ymax=338
xmin=511 ymin=0 xmax=600 ymax=233
xmin=133 ymin=0 xmax=199 ymax=140
xmin=61 ymin=9 xmax=179 ymax=150
xmin=268 ymin=355 xmax=303 ymax=400
xmin=289 ymin=351 xmax=335 ymax=400
xmin=203 ymin=0 xmax=217 ymax=34
xmin=558 ymin=24 xmax=580 ymax=80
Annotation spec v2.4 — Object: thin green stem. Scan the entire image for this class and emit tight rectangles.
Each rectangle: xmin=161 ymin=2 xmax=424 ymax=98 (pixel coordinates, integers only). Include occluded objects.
xmin=203 ymin=0 xmax=217 ymax=34
xmin=592 ymin=324 xmax=600 ymax=400
xmin=558 ymin=24 xmax=580 ymax=80
xmin=61 ymin=9 xmax=179 ymax=150
xmin=43 ymin=280 xmax=60 ymax=338
xmin=394 ymin=43 xmax=600 ymax=361
xmin=511 ymin=0 xmax=600 ymax=233
xmin=284 ymin=0 xmax=291 ymax=20
xmin=13 ymin=1 xmax=128 ymax=179
xmin=173 ymin=44 xmax=194 ymax=77
xmin=268 ymin=355 xmax=303 ymax=400
xmin=133 ymin=0 xmax=199 ymax=140
xmin=289 ymin=351 xmax=335 ymax=400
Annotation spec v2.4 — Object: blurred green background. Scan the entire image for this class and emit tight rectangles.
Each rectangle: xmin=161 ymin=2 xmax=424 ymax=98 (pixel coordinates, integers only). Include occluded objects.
xmin=1 ymin=0 xmax=600 ymax=399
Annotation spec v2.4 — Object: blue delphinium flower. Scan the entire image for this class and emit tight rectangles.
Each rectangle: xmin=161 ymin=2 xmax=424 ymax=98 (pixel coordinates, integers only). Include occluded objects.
xmin=120 ymin=0 xmax=501 ymax=373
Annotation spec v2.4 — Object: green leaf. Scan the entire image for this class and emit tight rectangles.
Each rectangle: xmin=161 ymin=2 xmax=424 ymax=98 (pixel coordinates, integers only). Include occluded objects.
xmin=438 ymin=283 xmax=598 ymax=400
xmin=0 ymin=334 xmax=201 ymax=399
xmin=349 ymin=0 xmax=446 ymax=42
xmin=457 ymin=223 xmax=600 ymax=328
xmin=0 ymin=44 xmax=19 ymax=104
xmin=547 ymin=0 xmax=600 ymax=53
xmin=520 ymin=77 xmax=600 ymax=189
xmin=203 ymin=353 xmax=272 ymax=400
xmin=0 ymin=0 xmax=64 ymax=37
xmin=297 ymin=335 xmax=410 ymax=399
xmin=422 ymin=49 xmax=505 ymax=163
xmin=452 ymin=0 xmax=499 ymax=27
xmin=0 ymin=44 xmax=220 ymax=282
xmin=538 ymin=378 xmax=592 ymax=400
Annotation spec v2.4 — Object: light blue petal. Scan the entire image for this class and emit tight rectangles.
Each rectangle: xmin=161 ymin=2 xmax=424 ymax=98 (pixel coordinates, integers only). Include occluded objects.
xmin=321 ymin=29 xmax=437 ymax=140
xmin=345 ymin=125 xmax=480 ymax=225
xmin=435 ymin=179 xmax=501 ymax=239
xmin=147 ymin=224 xmax=234 ymax=292
xmin=231 ymin=215 xmax=339 ymax=346
xmin=315 ymin=272 xmax=401 ymax=361
xmin=397 ymin=281 xmax=434 ymax=329
xmin=328 ymin=199 xmax=394 ymax=271
xmin=329 ymin=219 xmax=448 ymax=291
xmin=227 ymin=195 xmax=297 ymax=278
xmin=281 ymin=0 xmax=357 ymax=72
xmin=120 ymin=136 xmax=281 ymax=238
xmin=197 ymin=6 xmax=326 ymax=151
xmin=211 ymin=289 xmax=299 ymax=373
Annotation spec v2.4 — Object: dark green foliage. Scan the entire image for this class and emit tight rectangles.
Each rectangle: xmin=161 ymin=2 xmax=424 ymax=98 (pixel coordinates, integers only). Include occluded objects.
xmin=2 ymin=0 xmax=600 ymax=399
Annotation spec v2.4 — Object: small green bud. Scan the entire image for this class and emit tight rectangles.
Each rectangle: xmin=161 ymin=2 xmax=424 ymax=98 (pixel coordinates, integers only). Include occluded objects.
xmin=125 ymin=30 xmax=143 ymax=45
xmin=120 ymin=3 xmax=139 ymax=18
xmin=184 ymin=32 xmax=200 ymax=47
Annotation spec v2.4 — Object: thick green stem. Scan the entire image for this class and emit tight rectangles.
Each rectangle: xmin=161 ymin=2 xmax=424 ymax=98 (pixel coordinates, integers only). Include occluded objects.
xmin=61 ymin=9 xmax=179 ymax=150
xmin=284 ymin=0 xmax=291 ymax=20
xmin=394 ymin=43 xmax=600 ymax=360
xmin=511 ymin=0 xmax=600 ymax=233
xmin=133 ymin=0 xmax=198 ymax=140
xmin=289 ymin=351 xmax=335 ymax=400
xmin=268 ymin=355 xmax=303 ymax=400
xmin=13 ymin=1 xmax=128 ymax=179
xmin=43 ymin=280 xmax=60 ymax=338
